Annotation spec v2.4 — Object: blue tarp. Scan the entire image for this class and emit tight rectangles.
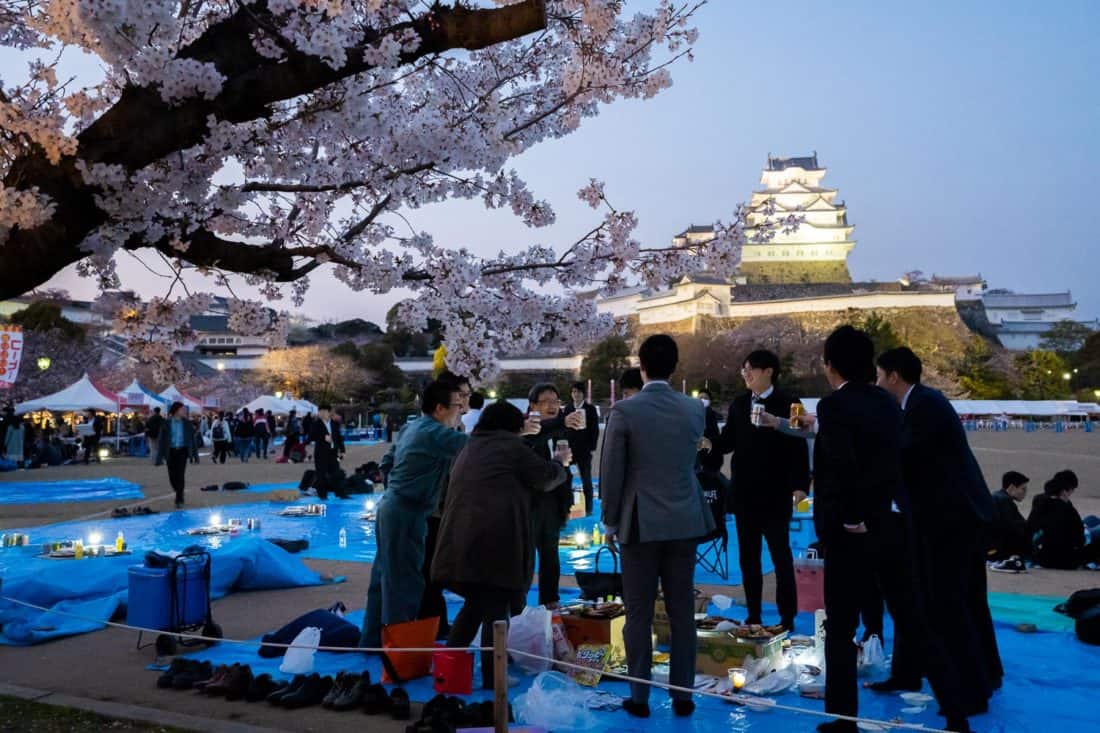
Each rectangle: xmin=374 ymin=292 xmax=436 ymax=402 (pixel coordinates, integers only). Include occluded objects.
xmin=161 ymin=590 xmax=1100 ymax=733
xmin=0 ymin=537 xmax=330 ymax=645
xmin=0 ymin=477 xmax=144 ymax=504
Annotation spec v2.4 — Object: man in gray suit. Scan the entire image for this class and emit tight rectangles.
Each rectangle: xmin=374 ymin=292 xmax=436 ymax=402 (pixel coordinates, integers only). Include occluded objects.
xmin=600 ymin=334 xmax=715 ymax=719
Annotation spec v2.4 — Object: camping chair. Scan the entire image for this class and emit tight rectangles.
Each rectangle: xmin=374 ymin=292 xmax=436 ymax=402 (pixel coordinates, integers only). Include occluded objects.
xmin=695 ymin=471 xmax=731 ymax=581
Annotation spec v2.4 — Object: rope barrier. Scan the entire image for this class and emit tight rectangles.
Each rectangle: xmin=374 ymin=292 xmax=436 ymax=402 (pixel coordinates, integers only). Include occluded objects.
xmin=505 ymin=649 xmax=949 ymax=732
xmin=0 ymin=595 xmax=491 ymax=654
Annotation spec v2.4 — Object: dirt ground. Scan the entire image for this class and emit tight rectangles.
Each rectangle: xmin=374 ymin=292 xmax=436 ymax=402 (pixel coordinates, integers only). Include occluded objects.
xmin=0 ymin=431 xmax=1098 ymax=732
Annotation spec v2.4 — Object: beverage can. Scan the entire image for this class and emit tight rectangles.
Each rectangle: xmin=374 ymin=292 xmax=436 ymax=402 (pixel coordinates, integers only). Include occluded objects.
xmin=790 ymin=402 xmax=805 ymax=429
xmin=573 ymin=408 xmax=586 ymax=430
xmin=750 ymin=403 xmax=764 ymax=426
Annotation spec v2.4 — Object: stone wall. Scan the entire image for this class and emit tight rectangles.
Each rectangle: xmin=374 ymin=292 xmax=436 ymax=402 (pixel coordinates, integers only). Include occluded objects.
xmin=738 ymin=260 xmax=852 ymax=284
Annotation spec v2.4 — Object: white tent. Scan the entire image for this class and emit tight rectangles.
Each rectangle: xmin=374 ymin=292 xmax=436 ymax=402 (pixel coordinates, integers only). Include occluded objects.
xmin=16 ymin=373 xmax=119 ymax=413
xmin=159 ymin=384 xmax=203 ymax=412
xmin=244 ymin=395 xmax=297 ymax=415
xmin=117 ymin=379 xmax=168 ymax=410
xmin=291 ymin=399 xmax=319 ymax=414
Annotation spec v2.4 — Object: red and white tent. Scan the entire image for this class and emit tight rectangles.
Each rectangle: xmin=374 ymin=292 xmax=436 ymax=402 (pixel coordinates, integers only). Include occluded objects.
xmin=15 ymin=373 xmax=119 ymax=413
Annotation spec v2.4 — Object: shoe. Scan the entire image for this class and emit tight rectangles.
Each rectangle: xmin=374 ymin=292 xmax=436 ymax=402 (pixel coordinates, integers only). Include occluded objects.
xmin=267 ymin=674 xmax=307 ymax=705
xmin=672 ymin=699 xmax=696 ymax=717
xmin=990 ymin=556 xmax=1026 ymax=573
xmin=156 ymin=658 xmax=194 ymax=689
xmin=865 ymin=677 xmax=922 ymax=693
xmin=244 ymin=674 xmax=277 ymax=702
xmin=224 ymin=665 xmax=254 ymax=701
xmin=744 ymin=616 xmax=762 ymax=625
xmin=282 ymin=674 xmax=333 ymax=709
xmin=175 ymin=662 xmax=216 ymax=691
xmin=202 ymin=663 xmax=241 ymax=696
xmin=946 ymin=715 xmax=974 ymax=732
xmin=622 ymin=699 xmax=650 ymax=718
xmin=817 ymin=721 xmax=859 ymax=733
xmin=363 ymin=683 xmax=392 ymax=715
xmin=323 ymin=672 xmax=350 ymax=708
xmin=391 ymin=687 xmax=411 ymax=720
xmin=332 ymin=672 xmax=371 ymax=711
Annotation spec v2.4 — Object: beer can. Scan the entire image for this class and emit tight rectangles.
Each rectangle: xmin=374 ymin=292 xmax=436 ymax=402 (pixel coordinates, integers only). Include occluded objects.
xmin=790 ymin=402 xmax=805 ymax=429
xmin=750 ymin=403 xmax=764 ymax=426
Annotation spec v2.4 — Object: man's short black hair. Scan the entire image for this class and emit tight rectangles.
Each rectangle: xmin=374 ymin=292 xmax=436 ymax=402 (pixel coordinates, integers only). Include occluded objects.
xmin=823 ymin=325 xmax=875 ymax=383
xmin=877 ymin=347 xmax=923 ymax=385
xmin=318 ymin=403 xmax=332 ymax=412
xmin=422 ymin=381 xmax=457 ymax=415
xmin=1002 ymin=470 xmax=1030 ymax=489
xmin=570 ymin=381 xmax=586 ymax=395
xmin=168 ymin=401 xmax=184 ymax=416
xmin=744 ymin=349 xmax=781 ymax=382
xmin=698 ymin=387 xmax=712 ymax=399
xmin=474 ymin=400 xmax=525 ymax=434
xmin=438 ymin=370 xmax=471 ymax=390
xmin=619 ymin=368 xmax=643 ymax=392
xmin=639 ymin=334 xmax=678 ymax=380
xmin=528 ymin=382 xmax=559 ymax=404
xmin=468 ymin=392 xmax=485 ymax=409
xmin=1050 ymin=469 xmax=1079 ymax=493
xmin=153 ymin=407 xmax=161 ymax=414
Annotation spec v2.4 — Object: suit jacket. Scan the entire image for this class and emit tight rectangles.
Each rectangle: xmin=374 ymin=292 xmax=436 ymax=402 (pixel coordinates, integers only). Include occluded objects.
xmin=902 ymin=384 xmax=993 ymax=526
xmin=523 ymin=414 xmax=574 ymax=528
xmin=599 ymin=382 xmax=715 ymax=544
xmin=562 ymin=402 xmax=600 ymax=456
xmin=158 ymin=417 xmax=197 ymax=459
xmin=309 ymin=418 xmax=345 ymax=470
xmin=714 ymin=389 xmax=810 ymax=518
xmin=812 ymin=382 xmax=903 ymax=542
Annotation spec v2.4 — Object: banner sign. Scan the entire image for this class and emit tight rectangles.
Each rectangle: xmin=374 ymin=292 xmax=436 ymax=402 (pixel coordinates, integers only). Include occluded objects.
xmin=0 ymin=325 xmax=24 ymax=388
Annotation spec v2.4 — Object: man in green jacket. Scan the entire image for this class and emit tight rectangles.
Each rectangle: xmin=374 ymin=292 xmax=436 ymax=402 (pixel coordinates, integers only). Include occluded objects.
xmin=360 ymin=380 xmax=468 ymax=647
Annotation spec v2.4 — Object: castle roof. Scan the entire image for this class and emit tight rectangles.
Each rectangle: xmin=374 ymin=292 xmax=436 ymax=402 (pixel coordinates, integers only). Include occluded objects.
xmin=930 ymin=274 xmax=984 ymax=285
xmin=983 ymin=292 xmax=1074 ymax=309
xmin=996 ymin=319 xmax=1097 ymax=334
xmin=674 ymin=225 xmax=715 ymax=238
xmin=766 ymin=153 xmax=821 ymax=171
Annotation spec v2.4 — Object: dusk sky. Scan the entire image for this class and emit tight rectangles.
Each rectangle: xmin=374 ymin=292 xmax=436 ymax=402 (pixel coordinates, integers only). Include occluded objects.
xmin=8 ymin=0 xmax=1100 ymax=325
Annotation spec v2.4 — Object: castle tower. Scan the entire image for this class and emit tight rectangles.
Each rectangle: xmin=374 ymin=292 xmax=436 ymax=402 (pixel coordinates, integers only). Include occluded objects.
xmin=740 ymin=153 xmax=855 ymax=283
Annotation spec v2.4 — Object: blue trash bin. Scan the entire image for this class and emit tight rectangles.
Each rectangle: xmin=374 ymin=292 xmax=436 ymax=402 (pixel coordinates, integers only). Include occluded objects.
xmin=127 ymin=554 xmax=209 ymax=631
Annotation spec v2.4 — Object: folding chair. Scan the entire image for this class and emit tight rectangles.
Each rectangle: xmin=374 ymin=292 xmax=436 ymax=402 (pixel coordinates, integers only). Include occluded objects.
xmin=695 ymin=470 xmax=731 ymax=581
xmin=696 ymin=528 xmax=730 ymax=581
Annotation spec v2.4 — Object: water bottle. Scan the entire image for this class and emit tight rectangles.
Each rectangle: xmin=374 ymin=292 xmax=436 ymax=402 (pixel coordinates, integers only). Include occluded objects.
xmin=116 ymin=531 xmax=125 ymax=552
xmin=338 ymin=528 xmax=347 ymax=549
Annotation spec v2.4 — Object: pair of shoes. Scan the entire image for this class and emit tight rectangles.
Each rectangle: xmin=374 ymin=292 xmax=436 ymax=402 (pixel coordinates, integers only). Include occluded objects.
xmin=157 ymin=659 xmax=208 ymax=689
xmin=267 ymin=675 xmax=307 ymax=705
xmin=990 ymin=556 xmax=1027 ymax=573
xmin=672 ymin=699 xmax=696 ymax=717
xmin=111 ymin=507 xmax=131 ymax=518
xmin=390 ymin=688 xmax=411 ymax=720
xmin=245 ymin=673 xmax=279 ymax=702
xmin=864 ymin=677 xmax=922 ymax=693
xmin=280 ymin=674 xmax=333 ymax=709
xmin=622 ymin=699 xmax=650 ymax=718
xmin=324 ymin=671 xmax=371 ymax=711
xmin=224 ymin=665 xmax=254 ymax=701
xmin=362 ymin=683 xmax=393 ymax=715
xmin=817 ymin=721 xmax=859 ymax=732
xmin=194 ymin=663 xmax=233 ymax=693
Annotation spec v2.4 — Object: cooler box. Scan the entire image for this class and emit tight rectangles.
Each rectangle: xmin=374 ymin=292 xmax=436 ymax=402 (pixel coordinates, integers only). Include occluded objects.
xmin=794 ymin=551 xmax=825 ymax=613
xmin=127 ymin=558 xmax=208 ymax=631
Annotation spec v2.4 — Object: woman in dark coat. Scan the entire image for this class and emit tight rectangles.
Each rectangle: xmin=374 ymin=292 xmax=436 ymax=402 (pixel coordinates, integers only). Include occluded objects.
xmin=432 ymin=400 xmax=569 ymax=688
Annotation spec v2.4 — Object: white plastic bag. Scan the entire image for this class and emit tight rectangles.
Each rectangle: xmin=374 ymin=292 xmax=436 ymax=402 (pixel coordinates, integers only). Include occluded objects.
xmin=514 ymin=671 xmax=597 ymax=732
xmin=857 ymin=634 xmax=887 ymax=677
xmin=279 ymin=626 xmax=321 ymax=674
xmin=508 ymin=606 xmax=554 ymax=674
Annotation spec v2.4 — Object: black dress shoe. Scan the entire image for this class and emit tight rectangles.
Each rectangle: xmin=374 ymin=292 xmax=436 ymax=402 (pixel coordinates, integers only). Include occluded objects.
xmin=672 ymin=699 xmax=696 ymax=717
xmin=817 ymin=721 xmax=859 ymax=733
xmin=322 ymin=672 xmax=350 ymax=708
xmin=622 ymin=699 xmax=650 ymax=718
xmin=203 ymin=663 xmax=240 ymax=697
xmin=391 ymin=687 xmax=411 ymax=720
xmin=363 ymin=683 xmax=392 ymax=715
xmin=282 ymin=674 xmax=333 ymax=709
xmin=245 ymin=674 xmax=277 ymax=702
xmin=157 ymin=658 xmax=194 ymax=689
xmin=267 ymin=674 xmax=306 ymax=705
xmin=332 ymin=672 xmax=371 ymax=711
xmin=174 ymin=662 xmax=215 ymax=691
xmin=224 ymin=665 xmax=254 ymax=701
xmin=865 ymin=677 xmax=922 ymax=693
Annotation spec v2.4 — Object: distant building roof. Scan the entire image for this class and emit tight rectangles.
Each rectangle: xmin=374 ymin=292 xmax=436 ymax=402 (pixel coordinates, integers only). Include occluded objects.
xmin=930 ymin=274 xmax=984 ymax=285
xmin=681 ymin=272 xmax=732 ymax=286
xmin=189 ymin=315 xmax=230 ymax=332
xmin=674 ymin=225 xmax=715 ymax=238
xmin=983 ymin=292 xmax=1074 ymax=309
xmin=766 ymin=153 xmax=821 ymax=171
xmin=996 ymin=320 xmax=1098 ymax=334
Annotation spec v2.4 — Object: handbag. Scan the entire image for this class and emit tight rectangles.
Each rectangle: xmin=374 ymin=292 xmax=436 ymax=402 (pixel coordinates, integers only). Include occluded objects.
xmin=575 ymin=545 xmax=624 ymax=601
xmin=380 ymin=616 xmax=440 ymax=683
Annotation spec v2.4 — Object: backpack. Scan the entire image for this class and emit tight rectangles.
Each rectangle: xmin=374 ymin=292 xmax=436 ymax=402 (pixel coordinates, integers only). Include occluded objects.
xmin=1055 ymin=588 xmax=1100 ymax=645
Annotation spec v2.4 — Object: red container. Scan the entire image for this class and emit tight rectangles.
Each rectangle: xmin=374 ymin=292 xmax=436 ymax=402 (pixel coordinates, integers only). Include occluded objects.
xmin=432 ymin=646 xmax=474 ymax=695
xmin=794 ymin=552 xmax=825 ymax=613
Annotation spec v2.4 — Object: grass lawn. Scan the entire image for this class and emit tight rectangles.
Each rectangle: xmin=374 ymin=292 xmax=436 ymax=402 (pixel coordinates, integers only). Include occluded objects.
xmin=0 ymin=695 xmax=193 ymax=733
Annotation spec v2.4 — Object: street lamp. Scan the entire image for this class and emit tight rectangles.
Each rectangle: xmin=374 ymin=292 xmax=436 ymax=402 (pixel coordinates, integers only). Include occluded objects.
xmin=216 ymin=362 xmax=225 ymax=371
xmin=36 ymin=356 xmax=51 ymax=371
xmin=1063 ymin=372 xmax=1072 ymax=381
xmin=275 ymin=391 xmax=284 ymax=399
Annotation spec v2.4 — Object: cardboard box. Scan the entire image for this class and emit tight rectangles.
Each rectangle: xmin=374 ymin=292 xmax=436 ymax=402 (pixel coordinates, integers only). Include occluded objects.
xmin=694 ymin=630 xmax=786 ymax=677
xmin=653 ymin=594 xmax=711 ymax=645
xmin=561 ymin=613 xmax=626 ymax=654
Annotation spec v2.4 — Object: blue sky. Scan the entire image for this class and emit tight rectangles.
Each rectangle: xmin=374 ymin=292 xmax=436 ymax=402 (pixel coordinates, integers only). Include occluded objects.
xmin=7 ymin=0 xmax=1099 ymax=324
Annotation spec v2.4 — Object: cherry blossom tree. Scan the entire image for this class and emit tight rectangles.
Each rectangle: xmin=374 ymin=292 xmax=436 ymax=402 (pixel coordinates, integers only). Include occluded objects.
xmin=1 ymin=1 xmax=797 ymax=381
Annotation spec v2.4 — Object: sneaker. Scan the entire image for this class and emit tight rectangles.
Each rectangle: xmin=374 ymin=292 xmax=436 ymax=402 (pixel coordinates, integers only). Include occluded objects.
xmin=990 ymin=556 xmax=1026 ymax=574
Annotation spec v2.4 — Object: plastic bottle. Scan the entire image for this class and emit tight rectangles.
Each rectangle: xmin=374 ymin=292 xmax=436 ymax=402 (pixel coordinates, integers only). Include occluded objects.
xmin=592 ymin=525 xmax=602 ymax=545
xmin=74 ymin=540 xmax=84 ymax=560
xmin=338 ymin=527 xmax=347 ymax=548
xmin=116 ymin=531 xmax=125 ymax=552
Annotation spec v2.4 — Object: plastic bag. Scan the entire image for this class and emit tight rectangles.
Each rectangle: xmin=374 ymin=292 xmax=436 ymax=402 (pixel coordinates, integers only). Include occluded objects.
xmin=279 ymin=626 xmax=321 ymax=674
xmin=508 ymin=606 xmax=554 ymax=674
xmin=744 ymin=665 xmax=798 ymax=696
xmin=857 ymin=634 xmax=887 ymax=677
xmin=514 ymin=671 xmax=598 ymax=733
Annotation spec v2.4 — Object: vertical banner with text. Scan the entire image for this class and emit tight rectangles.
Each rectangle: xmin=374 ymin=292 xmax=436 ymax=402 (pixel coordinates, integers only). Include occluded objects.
xmin=0 ymin=325 xmax=25 ymax=389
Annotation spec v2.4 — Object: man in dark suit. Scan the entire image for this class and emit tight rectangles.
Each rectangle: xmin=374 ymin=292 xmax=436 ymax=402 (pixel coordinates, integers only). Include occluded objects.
xmin=705 ymin=350 xmax=809 ymax=631
xmin=811 ymin=326 xmax=903 ymax=733
xmin=309 ymin=403 xmax=346 ymax=499
xmin=876 ymin=347 xmax=1001 ymax=726
xmin=600 ymin=335 xmax=715 ymax=719
xmin=563 ymin=381 xmax=600 ymax=516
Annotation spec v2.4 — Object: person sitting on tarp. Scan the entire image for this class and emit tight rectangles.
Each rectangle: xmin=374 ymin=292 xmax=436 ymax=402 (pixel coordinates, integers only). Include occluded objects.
xmin=988 ymin=470 xmax=1032 ymax=562
xmin=1028 ymin=470 xmax=1100 ymax=570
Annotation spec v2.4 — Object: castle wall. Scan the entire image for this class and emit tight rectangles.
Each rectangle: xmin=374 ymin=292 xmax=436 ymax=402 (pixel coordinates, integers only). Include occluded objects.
xmin=739 ymin=261 xmax=852 ymax=284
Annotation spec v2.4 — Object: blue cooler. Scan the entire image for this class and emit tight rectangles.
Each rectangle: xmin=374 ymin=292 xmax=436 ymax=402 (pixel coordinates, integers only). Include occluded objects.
xmin=127 ymin=554 xmax=209 ymax=631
